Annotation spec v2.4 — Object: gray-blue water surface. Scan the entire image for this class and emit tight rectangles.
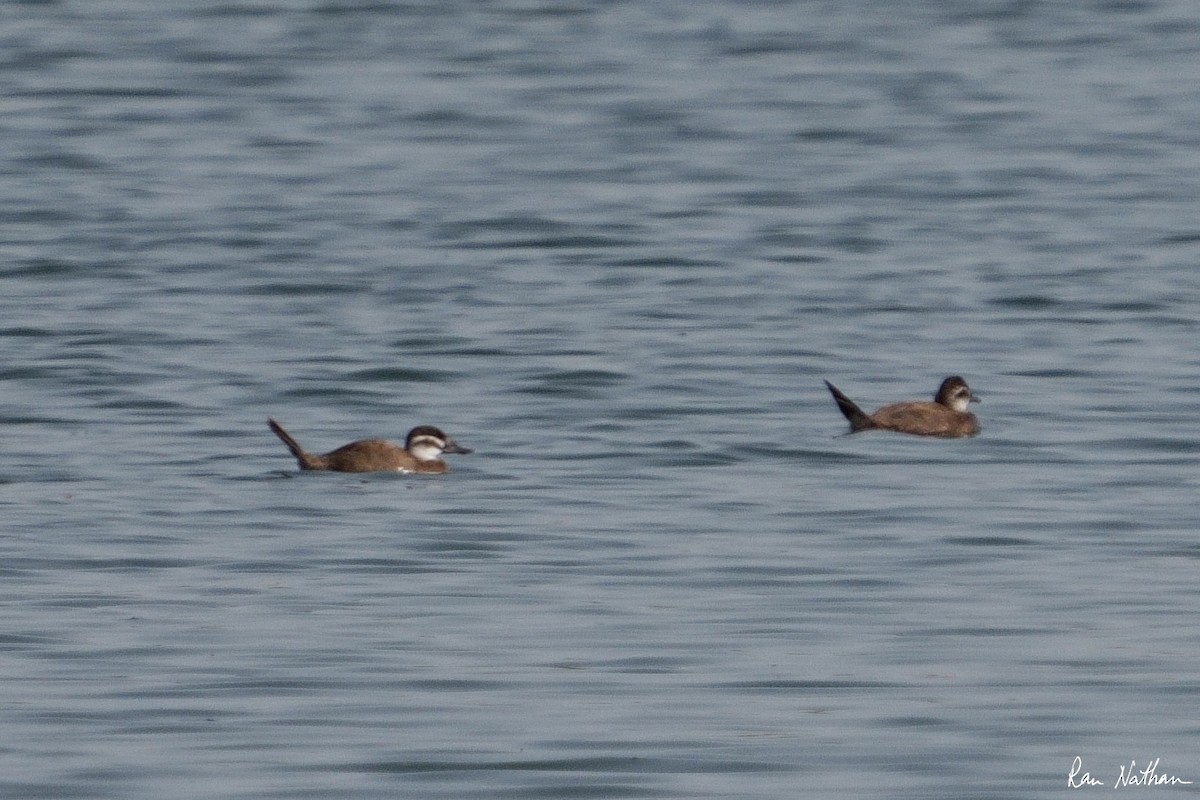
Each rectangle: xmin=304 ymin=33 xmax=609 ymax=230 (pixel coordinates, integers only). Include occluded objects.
xmin=3 ymin=1 xmax=1200 ymax=798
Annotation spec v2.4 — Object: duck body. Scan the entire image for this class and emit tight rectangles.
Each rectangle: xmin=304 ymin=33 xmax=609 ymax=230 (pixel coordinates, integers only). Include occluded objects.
xmin=268 ymin=418 xmax=471 ymax=473
xmin=824 ymin=376 xmax=980 ymax=438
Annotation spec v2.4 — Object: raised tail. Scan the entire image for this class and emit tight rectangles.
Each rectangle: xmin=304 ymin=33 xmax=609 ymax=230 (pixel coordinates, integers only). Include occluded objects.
xmin=267 ymin=418 xmax=321 ymax=469
xmin=823 ymin=380 xmax=875 ymax=431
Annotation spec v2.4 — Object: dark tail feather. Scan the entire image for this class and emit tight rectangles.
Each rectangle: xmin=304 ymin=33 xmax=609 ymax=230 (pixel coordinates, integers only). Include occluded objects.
xmin=823 ymin=380 xmax=875 ymax=431
xmin=268 ymin=418 xmax=318 ymax=469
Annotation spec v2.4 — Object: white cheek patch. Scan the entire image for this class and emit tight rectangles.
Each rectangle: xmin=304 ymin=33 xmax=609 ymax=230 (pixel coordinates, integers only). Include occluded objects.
xmin=408 ymin=439 xmax=445 ymax=462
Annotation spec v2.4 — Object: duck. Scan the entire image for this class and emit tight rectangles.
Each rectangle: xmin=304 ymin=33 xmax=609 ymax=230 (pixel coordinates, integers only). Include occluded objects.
xmin=267 ymin=418 xmax=472 ymax=473
xmin=823 ymin=376 xmax=980 ymax=438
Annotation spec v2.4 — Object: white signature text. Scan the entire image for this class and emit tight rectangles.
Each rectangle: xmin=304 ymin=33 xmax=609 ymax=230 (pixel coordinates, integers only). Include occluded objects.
xmin=1068 ymin=757 xmax=1193 ymax=788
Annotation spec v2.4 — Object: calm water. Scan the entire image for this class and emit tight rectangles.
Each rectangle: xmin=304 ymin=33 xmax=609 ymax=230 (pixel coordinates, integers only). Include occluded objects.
xmin=3 ymin=1 xmax=1200 ymax=798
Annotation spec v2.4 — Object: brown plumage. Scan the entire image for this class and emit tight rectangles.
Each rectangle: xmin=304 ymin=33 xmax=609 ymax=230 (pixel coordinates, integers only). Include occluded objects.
xmin=824 ymin=376 xmax=980 ymax=438
xmin=267 ymin=418 xmax=472 ymax=473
